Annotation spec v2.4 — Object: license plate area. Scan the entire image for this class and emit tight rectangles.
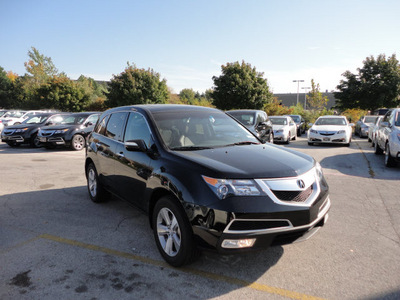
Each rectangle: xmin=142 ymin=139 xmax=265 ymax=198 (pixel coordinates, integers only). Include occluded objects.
xmin=323 ymin=137 xmax=330 ymax=141
xmin=39 ymin=137 xmax=47 ymax=142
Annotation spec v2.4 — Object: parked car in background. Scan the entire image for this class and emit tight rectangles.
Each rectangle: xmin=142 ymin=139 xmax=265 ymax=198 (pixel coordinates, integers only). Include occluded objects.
xmin=355 ymin=115 xmax=380 ymax=138
xmin=1 ymin=113 xmax=67 ymax=147
xmin=289 ymin=114 xmax=306 ymax=136
xmin=269 ymin=115 xmax=297 ymax=144
xmin=307 ymin=115 xmax=353 ymax=146
xmin=368 ymin=116 xmax=383 ymax=145
xmin=85 ymin=104 xmax=330 ymax=267
xmin=38 ymin=112 xmax=99 ymax=150
xmin=374 ymin=108 xmax=400 ymax=167
xmin=0 ymin=110 xmax=26 ymax=133
xmin=226 ymin=109 xmax=273 ymax=143
xmin=0 ymin=110 xmax=10 ymax=133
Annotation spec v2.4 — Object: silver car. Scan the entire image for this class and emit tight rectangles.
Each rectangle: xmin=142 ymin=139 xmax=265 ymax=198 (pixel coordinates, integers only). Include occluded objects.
xmin=374 ymin=108 xmax=400 ymax=167
xmin=269 ymin=116 xmax=297 ymax=144
xmin=368 ymin=116 xmax=383 ymax=146
xmin=355 ymin=115 xmax=380 ymax=138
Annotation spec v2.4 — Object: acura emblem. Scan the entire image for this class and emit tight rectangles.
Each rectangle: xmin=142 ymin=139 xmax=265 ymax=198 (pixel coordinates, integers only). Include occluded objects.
xmin=297 ymin=179 xmax=305 ymax=189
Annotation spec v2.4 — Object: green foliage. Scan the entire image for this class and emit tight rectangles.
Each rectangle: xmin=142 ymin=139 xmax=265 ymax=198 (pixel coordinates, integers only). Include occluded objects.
xmin=106 ymin=64 xmax=169 ymax=108
xmin=335 ymin=54 xmax=400 ymax=110
xmin=179 ymin=88 xmax=196 ymax=104
xmin=0 ymin=66 xmax=13 ymax=108
xmin=24 ymin=47 xmax=58 ymax=87
xmin=34 ymin=76 xmax=90 ymax=111
xmin=264 ymin=97 xmax=293 ymax=116
xmin=306 ymin=79 xmax=329 ymax=110
xmin=340 ymin=108 xmax=368 ymax=124
xmin=211 ymin=60 xmax=273 ymax=110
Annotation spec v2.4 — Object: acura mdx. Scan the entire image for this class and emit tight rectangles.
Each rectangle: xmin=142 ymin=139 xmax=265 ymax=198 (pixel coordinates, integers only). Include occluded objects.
xmin=85 ymin=105 xmax=330 ymax=266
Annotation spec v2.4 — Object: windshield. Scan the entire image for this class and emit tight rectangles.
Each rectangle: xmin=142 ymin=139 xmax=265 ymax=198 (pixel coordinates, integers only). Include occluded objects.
xmin=315 ymin=117 xmax=346 ymax=126
xmin=152 ymin=110 xmax=259 ymax=150
xmin=270 ymin=118 xmax=288 ymax=125
xmin=0 ymin=111 xmax=7 ymax=117
xmin=364 ymin=116 xmax=378 ymax=123
xmin=290 ymin=115 xmax=301 ymax=122
xmin=59 ymin=114 xmax=88 ymax=125
xmin=227 ymin=112 xmax=256 ymax=126
xmin=22 ymin=115 xmax=49 ymax=124
xmin=3 ymin=111 xmax=26 ymax=118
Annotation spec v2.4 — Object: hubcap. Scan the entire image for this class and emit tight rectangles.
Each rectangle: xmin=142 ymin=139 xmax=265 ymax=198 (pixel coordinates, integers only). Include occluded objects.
xmin=73 ymin=136 xmax=85 ymax=150
xmin=88 ymin=168 xmax=97 ymax=197
xmin=156 ymin=208 xmax=181 ymax=257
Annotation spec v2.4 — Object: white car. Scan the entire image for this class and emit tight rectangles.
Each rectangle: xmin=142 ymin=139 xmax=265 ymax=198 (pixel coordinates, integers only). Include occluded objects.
xmin=308 ymin=115 xmax=353 ymax=146
xmin=269 ymin=116 xmax=297 ymax=144
xmin=368 ymin=116 xmax=383 ymax=146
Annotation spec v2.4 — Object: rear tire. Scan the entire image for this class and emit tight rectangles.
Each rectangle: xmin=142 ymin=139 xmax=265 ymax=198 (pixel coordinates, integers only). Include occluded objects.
xmin=152 ymin=196 xmax=200 ymax=267
xmin=86 ymin=163 xmax=110 ymax=203
xmin=385 ymin=143 xmax=396 ymax=167
xmin=30 ymin=133 xmax=41 ymax=148
xmin=374 ymin=140 xmax=383 ymax=155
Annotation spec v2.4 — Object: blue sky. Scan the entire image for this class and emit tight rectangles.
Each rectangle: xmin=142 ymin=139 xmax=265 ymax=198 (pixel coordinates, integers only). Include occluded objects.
xmin=1 ymin=0 xmax=399 ymax=94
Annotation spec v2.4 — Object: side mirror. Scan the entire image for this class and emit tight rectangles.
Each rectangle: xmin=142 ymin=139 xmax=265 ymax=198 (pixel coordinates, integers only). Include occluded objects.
xmin=349 ymin=123 xmax=355 ymax=127
xmin=308 ymin=123 xmax=313 ymax=127
xmin=125 ymin=139 xmax=148 ymax=152
xmin=85 ymin=122 xmax=93 ymax=127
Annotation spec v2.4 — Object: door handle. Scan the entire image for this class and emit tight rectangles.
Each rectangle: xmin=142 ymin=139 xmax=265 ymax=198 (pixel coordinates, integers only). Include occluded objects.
xmin=117 ymin=152 xmax=125 ymax=158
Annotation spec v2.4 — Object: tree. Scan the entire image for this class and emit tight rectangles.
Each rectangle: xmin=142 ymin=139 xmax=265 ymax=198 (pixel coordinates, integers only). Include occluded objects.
xmin=24 ymin=46 xmax=58 ymax=87
xmin=179 ymin=88 xmax=196 ymax=104
xmin=34 ymin=76 xmax=90 ymax=111
xmin=106 ymin=64 xmax=169 ymax=108
xmin=335 ymin=54 xmax=400 ymax=110
xmin=264 ymin=97 xmax=293 ymax=116
xmin=306 ymin=79 xmax=329 ymax=110
xmin=0 ymin=66 xmax=13 ymax=108
xmin=211 ymin=60 xmax=273 ymax=110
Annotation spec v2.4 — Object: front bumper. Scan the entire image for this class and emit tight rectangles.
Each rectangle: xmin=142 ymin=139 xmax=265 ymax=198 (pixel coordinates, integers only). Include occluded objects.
xmin=38 ymin=135 xmax=67 ymax=145
xmin=273 ymin=131 xmax=289 ymax=141
xmin=308 ymin=132 xmax=350 ymax=144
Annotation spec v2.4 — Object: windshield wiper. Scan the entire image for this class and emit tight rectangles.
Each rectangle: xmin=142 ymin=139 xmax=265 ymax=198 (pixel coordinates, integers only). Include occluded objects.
xmin=226 ymin=141 xmax=261 ymax=146
xmin=170 ymin=146 xmax=213 ymax=151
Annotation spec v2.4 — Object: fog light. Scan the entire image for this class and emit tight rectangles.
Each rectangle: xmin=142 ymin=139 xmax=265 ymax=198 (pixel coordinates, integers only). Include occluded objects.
xmin=221 ymin=238 xmax=256 ymax=249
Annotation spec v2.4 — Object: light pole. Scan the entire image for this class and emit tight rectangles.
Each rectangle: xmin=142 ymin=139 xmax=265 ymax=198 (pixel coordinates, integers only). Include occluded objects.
xmin=302 ymin=87 xmax=311 ymax=109
xmin=293 ymin=80 xmax=304 ymax=105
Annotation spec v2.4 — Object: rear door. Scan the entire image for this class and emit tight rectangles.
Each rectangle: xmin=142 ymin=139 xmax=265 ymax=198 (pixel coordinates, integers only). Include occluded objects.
xmin=90 ymin=112 xmax=128 ymax=188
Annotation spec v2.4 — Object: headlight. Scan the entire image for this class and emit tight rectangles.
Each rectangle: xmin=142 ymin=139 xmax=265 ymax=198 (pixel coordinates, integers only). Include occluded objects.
xmin=55 ymin=129 xmax=68 ymax=134
xmin=315 ymin=162 xmax=324 ymax=180
xmin=202 ymin=176 xmax=262 ymax=199
xmin=337 ymin=130 xmax=345 ymax=134
xmin=15 ymin=128 xmax=28 ymax=133
xmin=310 ymin=129 xmax=318 ymax=134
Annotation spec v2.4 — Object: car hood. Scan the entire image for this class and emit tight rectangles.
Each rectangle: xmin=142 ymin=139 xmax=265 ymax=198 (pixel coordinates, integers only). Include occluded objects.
xmin=3 ymin=123 xmax=41 ymax=130
xmin=42 ymin=124 xmax=79 ymax=130
xmin=312 ymin=125 xmax=348 ymax=132
xmin=173 ymin=144 xmax=314 ymax=179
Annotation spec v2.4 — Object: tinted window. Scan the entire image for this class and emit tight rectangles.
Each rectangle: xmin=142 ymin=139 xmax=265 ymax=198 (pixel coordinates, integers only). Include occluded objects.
xmin=95 ymin=115 xmax=110 ymax=135
xmin=106 ymin=112 xmax=128 ymax=141
xmin=86 ymin=114 xmax=99 ymax=125
xmin=124 ymin=112 xmax=152 ymax=147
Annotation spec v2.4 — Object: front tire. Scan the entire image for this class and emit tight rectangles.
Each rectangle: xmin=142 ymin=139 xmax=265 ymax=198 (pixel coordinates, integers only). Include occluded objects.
xmin=374 ymin=141 xmax=383 ymax=155
xmin=152 ymin=196 xmax=200 ymax=267
xmin=71 ymin=134 xmax=85 ymax=151
xmin=30 ymin=133 xmax=41 ymax=148
xmin=86 ymin=163 xmax=110 ymax=203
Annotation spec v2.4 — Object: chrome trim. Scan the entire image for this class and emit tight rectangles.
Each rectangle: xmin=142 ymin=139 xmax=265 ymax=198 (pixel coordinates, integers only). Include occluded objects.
xmin=255 ymin=167 xmax=320 ymax=207
xmin=224 ymin=219 xmax=293 ymax=234
xmin=223 ymin=196 xmax=330 ymax=235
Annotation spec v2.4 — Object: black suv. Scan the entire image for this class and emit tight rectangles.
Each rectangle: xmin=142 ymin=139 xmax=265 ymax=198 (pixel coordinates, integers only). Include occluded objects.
xmin=1 ymin=113 xmax=66 ymax=147
xmin=85 ymin=105 xmax=330 ymax=266
xmin=38 ymin=112 xmax=99 ymax=150
xmin=226 ymin=109 xmax=273 ymax=143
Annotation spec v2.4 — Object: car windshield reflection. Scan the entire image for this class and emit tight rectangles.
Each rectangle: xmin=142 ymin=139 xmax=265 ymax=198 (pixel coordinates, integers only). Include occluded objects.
xmin=152 ymin=110 xmax=259 ymax=150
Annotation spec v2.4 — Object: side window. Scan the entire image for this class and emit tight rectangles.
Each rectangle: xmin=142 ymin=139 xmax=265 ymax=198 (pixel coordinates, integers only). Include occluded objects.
xmin=94 ymin=115 xmax=110 ymax=135
xmin=256 ymin=113 xmax=264 ymax=124
xmin=105 ymin=112 xmax=128 ymax=141
xmin=86 ymin=114 xmax=99 ymax=125
xmin=124 ymin=112 xmax=152 ymax=147
xmin=383 ymin=111 xmax=392 ymax=125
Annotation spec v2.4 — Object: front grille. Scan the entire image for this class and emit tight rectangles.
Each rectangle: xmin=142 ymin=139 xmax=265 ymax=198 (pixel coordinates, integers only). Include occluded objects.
xmin=228 ymin=220 xmax=290 ymax=231
xmin=2 ymin=129 xmax=15 ymax=135
xmin=319 ymin=132 xmax=335 ymax=136
xmin=41 ymin=130 xmax=54 ymax=137
xmin=272 ymin=185 xmax=313 ymax=203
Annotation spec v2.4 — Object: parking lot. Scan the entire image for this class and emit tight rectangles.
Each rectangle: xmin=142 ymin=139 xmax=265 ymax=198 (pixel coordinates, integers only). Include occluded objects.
xmin=1 ymin=136 xmax=399 ymax=300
